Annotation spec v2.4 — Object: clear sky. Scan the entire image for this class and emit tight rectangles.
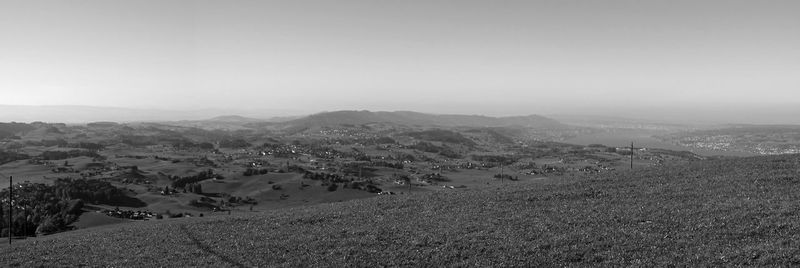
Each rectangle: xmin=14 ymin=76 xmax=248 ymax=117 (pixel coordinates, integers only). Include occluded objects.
xmin=1 ymin=0 xmax=798 ymax=121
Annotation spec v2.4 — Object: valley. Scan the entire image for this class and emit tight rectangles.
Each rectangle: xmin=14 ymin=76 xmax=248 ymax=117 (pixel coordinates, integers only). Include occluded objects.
xmin=1 ymin=110 xmax=798 ymax=266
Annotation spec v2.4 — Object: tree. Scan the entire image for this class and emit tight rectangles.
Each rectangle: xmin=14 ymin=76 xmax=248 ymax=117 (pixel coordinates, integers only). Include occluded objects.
xmin=0 ymin=203 xmax=4 ymax=234
xmin=65 ymin=199 xmax=83 ymax=215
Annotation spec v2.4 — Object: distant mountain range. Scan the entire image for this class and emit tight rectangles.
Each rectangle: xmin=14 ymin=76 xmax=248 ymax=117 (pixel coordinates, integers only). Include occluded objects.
xmin=164 ymin=110 xmax=570 ymax=132
xmin=277 ymin=110 xmax=568 ymax=130
xmin=1 ymin=105 xmax=570 ymax=133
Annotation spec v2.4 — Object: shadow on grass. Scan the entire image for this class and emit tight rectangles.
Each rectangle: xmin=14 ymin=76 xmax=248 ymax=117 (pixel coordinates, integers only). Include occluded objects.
xmin=104 ymin=195 xmax=148 ymax=208
xmin=200 ymin=192 xmax=224 ymax=198
xmin=179 ymin=224 xmax=246 ymax=268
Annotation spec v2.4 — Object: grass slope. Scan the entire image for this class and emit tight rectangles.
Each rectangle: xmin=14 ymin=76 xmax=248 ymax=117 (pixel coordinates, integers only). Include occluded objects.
xmin=3 ymin=155 xmax=800 ymax=266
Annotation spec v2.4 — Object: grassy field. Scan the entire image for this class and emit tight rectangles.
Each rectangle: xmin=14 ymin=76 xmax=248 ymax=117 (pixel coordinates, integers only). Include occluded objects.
xmin=2 ymin=154 xmax=800 ymax=266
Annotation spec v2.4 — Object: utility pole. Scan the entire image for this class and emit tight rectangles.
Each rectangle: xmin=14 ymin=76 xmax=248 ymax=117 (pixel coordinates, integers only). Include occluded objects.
xmin=630 ymin=142 xmax=634 ymax=170
xmin=8 ymin=176 xmax=12 ymax=244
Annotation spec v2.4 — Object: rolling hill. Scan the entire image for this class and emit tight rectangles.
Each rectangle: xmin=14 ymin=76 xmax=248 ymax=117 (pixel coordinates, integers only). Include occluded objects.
xmin=3 ymin=154 xmax=800 ymax=266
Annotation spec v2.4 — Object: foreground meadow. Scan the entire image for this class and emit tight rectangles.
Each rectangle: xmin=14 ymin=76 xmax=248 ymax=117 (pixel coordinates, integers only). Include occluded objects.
xmin=2 ymin=154 xmax=799 ymax=266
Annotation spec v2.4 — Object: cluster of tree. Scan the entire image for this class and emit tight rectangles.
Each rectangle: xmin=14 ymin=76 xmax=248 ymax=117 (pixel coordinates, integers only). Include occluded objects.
xmin=493 ymin=174 xmax=518 ymax=181
xmin=52 ymin=178 xmax=140 ymax=206
xmin=303 ymin=171 xmax=348 ymax=183
xmin=40 ymin=150 xmax=100 ymax=160
xmin=27 ymin=140 xmax=106 ymax=150
xmin=411 ymin=142 xmax=462 ymax=158
xmin=69 ymin=142 xmax=104 ymax=151
xmin=421 ymin=173 xmax=450 ymax=182
xmin=339 ymin=164 xmax=378 ymax=178
xmin=170 ymin=169 xmax=220 ymax=188
xmin=344 ymin=181 xmax=382 ymax=193
xmin=51 ymin=166 xmax=77 ymax=174
xmin=227 ymin=195 xmax=257 ymax=205
xmin=278 ymin=164 xmax=306 ymax=173
xmin=471 ymin=155 xmax=518 ymax=166
xmin=0 ymin=150 xmax=29 ymax=165
xmin=243 ymin=168 xmax=269 ymax=176
xmin=154 ymin=156 xmax=181 ymax=163
xmin=353 ymin=154 xmax=371 ymax=161
xmin=327 ymin=183 xmax=339 ymax=191
xmin=438 ymin=149 xmax=462 ymax=159
xmin=301 ymin=171 xmax=382 ymax=193
xmin=1 ymin=182 xmax=80 ymax=237
xmin=410 ymin=141 xmax=439 ymax=153
xmin=219 ymin=139 xmax=250 ymax=148
xmin=188 ymin=198 xmax=218 ymax=210
xmin=405 ymin=129 xmax=476 ymax=146
xmin=26 ymin=139 xmax=68 ymax=147
xmin=1 ymin=178 xmax=136 ymax=237
xmin=183 ymin=183 xmax=203 ymax=194
xmin=190 ymin=157 xmax=218 ymax=167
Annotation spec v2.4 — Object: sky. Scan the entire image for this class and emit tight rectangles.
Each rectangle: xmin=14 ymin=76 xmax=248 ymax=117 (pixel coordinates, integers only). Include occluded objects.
xmin=1 ymin=0 xmax=798 ymax=122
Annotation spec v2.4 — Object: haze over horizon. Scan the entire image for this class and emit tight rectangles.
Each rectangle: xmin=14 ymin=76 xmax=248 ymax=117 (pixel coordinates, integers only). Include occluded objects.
xmin=1 ymin=1 xmax=798 ymax=124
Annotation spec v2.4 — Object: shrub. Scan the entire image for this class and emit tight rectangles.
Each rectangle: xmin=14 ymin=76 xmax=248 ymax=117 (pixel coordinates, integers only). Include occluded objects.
xmin=327 ymin=183 xmax=339 ymax=192
xmin=35 ymin=215 xmax=65 ymax=235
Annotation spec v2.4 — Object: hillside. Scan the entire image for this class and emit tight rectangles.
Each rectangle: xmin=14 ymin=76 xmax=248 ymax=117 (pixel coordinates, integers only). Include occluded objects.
xmin=3 ymin=154 xmax=800 ymax=266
